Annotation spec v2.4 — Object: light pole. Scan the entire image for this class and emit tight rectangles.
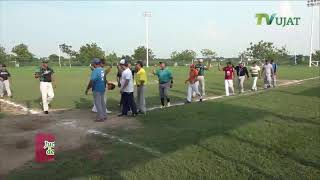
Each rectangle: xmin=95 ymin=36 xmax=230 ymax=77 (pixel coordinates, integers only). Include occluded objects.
xmin=58 ymin=44 xmax=62 ymax=68
xmin=143 ymin=11 xmax=151 ymax=67
xmin=307 ymin=0 xmax=320 ymax=67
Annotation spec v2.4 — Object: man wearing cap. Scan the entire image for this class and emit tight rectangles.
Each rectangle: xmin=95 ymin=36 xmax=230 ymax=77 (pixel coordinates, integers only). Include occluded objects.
xmin=234 ymin=62 xmax=249 ymax=93
xmin=118 ymin=59 xmax=138 ymax=117
xmin=135 ymin=61 xmax=147 ymax=114
xmin=85 ymin=58 xmax=107 ymax=121
xmin=271 ymin=59 xmax=278 ymax=87
xmin=195 ymin=59 xmax=208 ymax=96
xmin=91 ymin=58 xmax=112 ymax=114
xmin=34 ymin=60 xmax=55 ymax=114
xmin=185 ymin=64 xmax=202 ymax=103
xmin=153 ymin=62 xmax=173 ymax=108
xmin=0 ymin=64 xmax=12 ymax=98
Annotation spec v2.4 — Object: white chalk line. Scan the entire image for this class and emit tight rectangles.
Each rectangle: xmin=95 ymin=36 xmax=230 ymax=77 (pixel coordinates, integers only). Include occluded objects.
xmin=0 ymin=99 xmax=41 ymax=114
xmin=146 ymin=76 xmax=320 ymax=111
xmin=2 ymin=76 xmax=319 ymax=156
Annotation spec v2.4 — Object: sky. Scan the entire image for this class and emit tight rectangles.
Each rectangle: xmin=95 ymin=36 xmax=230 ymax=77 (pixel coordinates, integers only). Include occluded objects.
xmin=0 ymin=1 xmax=319 ymax=58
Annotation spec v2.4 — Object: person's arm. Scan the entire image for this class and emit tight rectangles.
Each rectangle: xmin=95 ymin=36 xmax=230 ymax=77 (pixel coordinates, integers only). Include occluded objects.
xmin=245 ymin=67 xmax=249 ymax=78
xmin=85 ymin=80 xmax=93 ymax=95
xmin=105 ymin=66 xmax=112 ymax=75
xmin=233 ymin=68 xmax=236 ymax=79
xmin=120 ymin=79 xmax=129 ymax=92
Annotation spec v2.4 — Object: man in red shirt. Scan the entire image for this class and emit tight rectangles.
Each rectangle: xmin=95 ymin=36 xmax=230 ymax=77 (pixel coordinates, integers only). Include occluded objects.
xmin=218 ymin=62 xmax=236 ymax=96
xmin=185 ymin=64 xmax=203 ymax=103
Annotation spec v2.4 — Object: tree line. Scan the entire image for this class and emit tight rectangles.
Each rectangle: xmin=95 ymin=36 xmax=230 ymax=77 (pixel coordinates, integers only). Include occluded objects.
xmin=0 ymin=41 xmax=318 ymax=66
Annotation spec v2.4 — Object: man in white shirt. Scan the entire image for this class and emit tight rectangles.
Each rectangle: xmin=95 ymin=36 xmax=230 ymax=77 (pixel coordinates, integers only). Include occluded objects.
xmin=262 ymin=60 xmax=274 ymax=89
xmin=250 ymin=61 xmax=261 ymax=91
xmin=118 ymin=59 xmax=138 ymax=117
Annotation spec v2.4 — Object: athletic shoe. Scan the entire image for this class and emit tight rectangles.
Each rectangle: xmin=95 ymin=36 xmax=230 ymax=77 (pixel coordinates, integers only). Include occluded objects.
xmin=199 ymin=98 xmax=203 ymax=102
xmin=44 ymin=111 xmax=49 ymax=114
xmin=160 ymin=105 xmax=165 ymax=109
xmin=166 ymin=102 xmax=171 ymax=107
xmin=106 ymin=110 xmax=112 ymax=114
xmin=118 ymin=114 xmax=126 ymax=117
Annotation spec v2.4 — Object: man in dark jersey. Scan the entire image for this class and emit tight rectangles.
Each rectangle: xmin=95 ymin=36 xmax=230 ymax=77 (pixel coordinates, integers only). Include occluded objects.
xmin=35 ymin=60 xmax=55 ymax=114
xmin=195 ymin=59 xmax=209 ymax=96
xmin=0 ymin=64 xmax=12 ymax=98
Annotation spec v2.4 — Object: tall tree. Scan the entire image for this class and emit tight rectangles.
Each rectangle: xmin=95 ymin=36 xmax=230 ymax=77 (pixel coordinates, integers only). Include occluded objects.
xmin=48 ymin=54 xmax=60 ymax=62
xmin=201 ymin=49 xmax=217 ymax=60
xmin=171 ymin=50 xmax=196 ymax=62
xmin=78 ymin=43 xmax=105 ymax=64
xmin=0 ymin=45 xmax=7 ymax=63
xmin=245 ymin=40 xmax=288 ymax=62
xmin=132 ymin=46 xmax=155 ymax=62
xmin=11 ymin=43 xmax=33 ymax=62
xmin=105 ymin=52 xmax=118 ymax=64
xmin=312 ymin=50 xmax=320 ymax=61
xmin=59 ymin=43 xmax=78 ymax=58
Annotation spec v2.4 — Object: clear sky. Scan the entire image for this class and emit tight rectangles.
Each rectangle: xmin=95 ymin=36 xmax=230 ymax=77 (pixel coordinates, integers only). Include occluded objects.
xmin=0 ymin=1 xmax=319 ymax=58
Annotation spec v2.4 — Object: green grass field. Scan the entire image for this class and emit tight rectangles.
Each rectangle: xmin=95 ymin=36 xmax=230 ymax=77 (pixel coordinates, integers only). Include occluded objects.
xmin=7 ymin=65 xmax=320 ymax=111
xmin=3 ymin=65 xmax=320 ymax=179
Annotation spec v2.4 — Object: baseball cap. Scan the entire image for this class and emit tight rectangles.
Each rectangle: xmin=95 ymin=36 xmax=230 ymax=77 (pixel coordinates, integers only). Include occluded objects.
xmin=91 ymin=58 xmax=101 ymax=65
xmin=42 ymin=59 xmax=49 ymax=63
xmin=198 ymin=59 xmax=203 ymax=63
xmin=119 ymin=59 xmax=127 ymax=65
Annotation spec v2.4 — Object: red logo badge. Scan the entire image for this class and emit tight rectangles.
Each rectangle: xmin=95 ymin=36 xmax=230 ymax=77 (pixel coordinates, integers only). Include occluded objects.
xmin=35 ymin=133 xmax=55 ymax=163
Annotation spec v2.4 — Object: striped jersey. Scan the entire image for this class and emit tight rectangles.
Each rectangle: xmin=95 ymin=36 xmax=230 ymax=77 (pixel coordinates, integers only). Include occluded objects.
xmin=250 ymin=66 xmax=260 ymax=77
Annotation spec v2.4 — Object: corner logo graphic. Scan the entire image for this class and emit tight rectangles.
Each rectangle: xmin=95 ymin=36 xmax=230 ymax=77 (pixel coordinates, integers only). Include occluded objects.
xmin=256 ymin=13 xmax=301 ymax=27
xmin=35 ymin=133 xmax=55 ymax=162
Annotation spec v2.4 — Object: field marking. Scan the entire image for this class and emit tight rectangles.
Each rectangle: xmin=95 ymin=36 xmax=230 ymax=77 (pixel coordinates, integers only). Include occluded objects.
xmin=0 ymin=99 xmax=41 ymax=114
xmin=147 ymin=76 xmax=320 ymax=111
xmin=87 ymin=129 xmax=162 ymax=156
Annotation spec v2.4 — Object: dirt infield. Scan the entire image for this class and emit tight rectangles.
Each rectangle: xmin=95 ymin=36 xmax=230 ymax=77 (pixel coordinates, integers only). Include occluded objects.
xmin=0 ymin=78 xmax=317 ymax=177
xmin=0 ymin=109 xmax=141 ymax=176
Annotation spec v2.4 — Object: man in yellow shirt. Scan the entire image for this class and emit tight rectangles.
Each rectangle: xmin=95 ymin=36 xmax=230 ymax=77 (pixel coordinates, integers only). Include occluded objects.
xmin=135 ymin=61 xmax=147 ymax=114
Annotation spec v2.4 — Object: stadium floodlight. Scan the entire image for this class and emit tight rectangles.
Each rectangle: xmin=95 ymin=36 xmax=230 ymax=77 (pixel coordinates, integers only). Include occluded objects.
xmin=307 ymin=0 xmax=320 ymax=67
xmin=143 ymin=11 xmax=152 ymax=67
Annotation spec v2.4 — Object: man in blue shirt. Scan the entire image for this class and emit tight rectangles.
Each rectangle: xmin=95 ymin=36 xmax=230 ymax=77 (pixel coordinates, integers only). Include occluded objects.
xmin=85 ymin=58 xmax=107 ymax=122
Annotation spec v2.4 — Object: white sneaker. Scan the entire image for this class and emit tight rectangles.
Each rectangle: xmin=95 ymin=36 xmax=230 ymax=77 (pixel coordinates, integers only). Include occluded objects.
xmin=106 ymin=110 xmax=112 ymax=114
xmin=166 ymin=102 xmax=171 ymax=107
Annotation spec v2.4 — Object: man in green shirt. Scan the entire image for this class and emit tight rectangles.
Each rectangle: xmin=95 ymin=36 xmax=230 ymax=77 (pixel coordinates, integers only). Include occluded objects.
xmin=153 ymin=62 xmax=173 ymax=108
xmin=34 ymin=60 xmax=55 ymax=114
xmin=195 ymin=59 xmax=209 ymax=96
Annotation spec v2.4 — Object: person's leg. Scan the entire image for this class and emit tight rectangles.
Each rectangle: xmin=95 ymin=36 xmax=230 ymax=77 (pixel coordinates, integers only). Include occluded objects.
xmin=93 ymin=92 xmax=103 ymax=120
xmin=264 ymin=75 xmax=268 ymax=89
xmin=252 ymin=77 xmax=258 ymax=90
xmin=200 ymin=76 xmax=205 ymax=96
xmin=100 ymin=91 xmax=107 ymax=119
xmin=267 ymin=75 xmax=272 ymax=88
xmin=229 ymin=80 xmax=235 ymax=95
xmin=136 ymin=86 xmax=141 ymax=111
xmin=128 ymin=92 xmax=138 ymax=114
xmin=187 ymin=83 xmax=192 ymax=102
xmin=40 ymin=82 xmax=49 ymax=112
xmin=272 ymin=75 xmax=277 ymax=87
xmin=164 ymin=83 xmax=170 ymax=106
xmin=121 ymin=92 xmax=129 ymax=115
xmin=140 ymin=86 xmax=146 ymax=113
xmin=159 ymin=85 xmax=165 ymax=107
xmin=240 ymin=76 xmax=245 ymax=93
xmin=4 ymin=80 xmax=12 ymax=97
xmin=224 ymin=80 xmax=229 ymax=96
xmin=0 ymin=81 xmax=4 ymax=97
xmin=47 ymin=83 xmax=55 ymax=106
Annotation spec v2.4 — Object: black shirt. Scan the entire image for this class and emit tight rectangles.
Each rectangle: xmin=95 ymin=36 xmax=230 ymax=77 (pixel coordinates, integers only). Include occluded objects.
xmin=0 ymin=70 xmax=11 ymax=80
xmin=235 ymin=66 xmax=249 ymax=77
xmin=36 ymin=67 xmax=54 ymax=82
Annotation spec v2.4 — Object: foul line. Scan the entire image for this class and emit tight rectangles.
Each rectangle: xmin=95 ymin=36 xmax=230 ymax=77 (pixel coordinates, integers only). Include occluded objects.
xmin=87 ymin=129 xmax=162 ymax=156
xmin=147 ymin=76 xmax=320 ymax=111
xmin=0 ymin=99 xmax=40 ymax=114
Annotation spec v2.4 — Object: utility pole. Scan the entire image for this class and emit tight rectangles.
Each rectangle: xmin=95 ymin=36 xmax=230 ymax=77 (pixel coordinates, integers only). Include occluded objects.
xmin=143 ymin=11 xmax=151 ymax=67
xmin=307 ymin=0 xmax=320 ymax=67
